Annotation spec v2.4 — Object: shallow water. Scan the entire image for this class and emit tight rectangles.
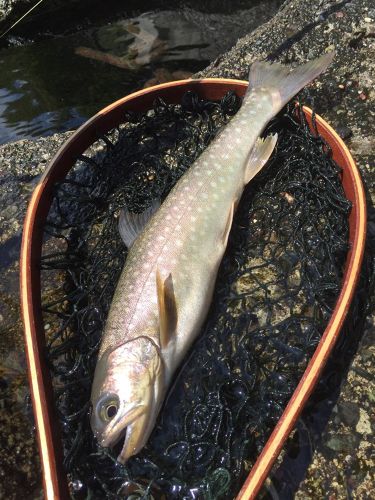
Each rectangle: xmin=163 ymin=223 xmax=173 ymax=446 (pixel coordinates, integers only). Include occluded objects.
xmin=0 ymin=10 xmax=222 ymax=144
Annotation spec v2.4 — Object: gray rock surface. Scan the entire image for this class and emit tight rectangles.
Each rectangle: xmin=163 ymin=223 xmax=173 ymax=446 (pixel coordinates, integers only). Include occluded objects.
xmin=0 ymin=0 xmax=374 ymax=498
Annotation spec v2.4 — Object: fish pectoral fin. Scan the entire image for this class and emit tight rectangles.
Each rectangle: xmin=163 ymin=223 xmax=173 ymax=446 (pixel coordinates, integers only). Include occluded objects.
xmin=156 ymin=269 xmax=178 ymax=349
xmin=118 ymin=199 xmax=160 ymax=248
xmin=244 ymin=134 xmax=278 ymax=184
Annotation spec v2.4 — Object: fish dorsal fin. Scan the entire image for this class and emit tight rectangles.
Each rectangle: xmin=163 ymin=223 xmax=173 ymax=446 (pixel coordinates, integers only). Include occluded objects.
xmin=244 ymin=134 xmax=278 ymax=184
xmin=156 ymin=269 xmax=177 ymax=349
xmin=118 ymin=200 xmax=160 ymax=248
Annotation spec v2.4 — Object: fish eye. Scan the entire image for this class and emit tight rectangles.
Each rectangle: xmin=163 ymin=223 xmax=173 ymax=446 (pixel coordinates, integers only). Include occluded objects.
xmin=106 ymin=404 xmax=118 ymax=419
xmin=99 ymin=397 xmax=119 ymax=422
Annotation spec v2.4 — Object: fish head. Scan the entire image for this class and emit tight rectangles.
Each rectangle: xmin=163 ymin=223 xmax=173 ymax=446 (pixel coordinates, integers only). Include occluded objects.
xmin=90 ymin=336 xmax=163 ymax=463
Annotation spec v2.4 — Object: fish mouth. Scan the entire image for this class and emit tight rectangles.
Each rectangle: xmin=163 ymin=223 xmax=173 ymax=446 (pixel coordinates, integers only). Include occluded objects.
xmin=99 ymin=402 xmax=145 ymax=449
xmin=117 ymin=407 xmax=154 ymax=463
xmin=117 ymin=385 xmax=158 ymax=463
xmin=97 ymin=403 xmax=155 ymax=463
xmin=97 ymin=401 xmax=155 ymax=463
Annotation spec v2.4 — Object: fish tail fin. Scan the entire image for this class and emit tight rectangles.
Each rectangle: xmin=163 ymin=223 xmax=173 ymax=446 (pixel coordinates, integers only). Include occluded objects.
xmin=247 ymin=51 xmax=334 ymax=113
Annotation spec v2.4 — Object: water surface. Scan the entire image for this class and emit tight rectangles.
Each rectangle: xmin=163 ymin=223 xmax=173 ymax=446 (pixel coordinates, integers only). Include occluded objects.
xmin=0 ymin=10 xmax=223 ymax=144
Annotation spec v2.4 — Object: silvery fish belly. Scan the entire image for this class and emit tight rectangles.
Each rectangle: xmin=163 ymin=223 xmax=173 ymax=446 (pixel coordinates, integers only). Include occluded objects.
xmin=90 ymin=52 xmax=334 ymax=463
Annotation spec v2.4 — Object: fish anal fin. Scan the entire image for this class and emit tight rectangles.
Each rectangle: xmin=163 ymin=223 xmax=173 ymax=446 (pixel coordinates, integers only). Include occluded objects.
xmin=156 ymin=269 xmax=177 ymax=349
xmin=244 ymin=134 xmax=278 ymax=185
xmin=118 ymin=199 xmax=160 ymax=248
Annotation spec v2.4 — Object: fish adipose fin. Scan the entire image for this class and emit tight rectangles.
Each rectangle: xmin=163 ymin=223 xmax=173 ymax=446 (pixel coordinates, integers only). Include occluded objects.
xmin=248 ymin=51 xmax=334 ymax=113
xmin=156 ymin=270 xmax=178 ymax=349
xmin=118 ymin=199 xmax=160 ymax=247
xmin=244 ymin=134 xmax=278 ymax=184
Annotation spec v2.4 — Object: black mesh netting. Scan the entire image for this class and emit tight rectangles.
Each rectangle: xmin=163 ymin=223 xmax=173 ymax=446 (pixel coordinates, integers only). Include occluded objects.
xmin=40 ymin=90 xmax=351 ymax=499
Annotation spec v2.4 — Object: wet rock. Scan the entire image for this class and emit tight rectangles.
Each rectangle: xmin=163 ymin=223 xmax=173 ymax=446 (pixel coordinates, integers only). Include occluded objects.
xmin=0 ymin=132 xmax=71 ymax=499
xmin=337 ymin=400 xmax=360 ymax=427
xmin=335 ymin=124 xmax=353 ymax=140
xmin=325 ymin=433 xmax=359 ymax=453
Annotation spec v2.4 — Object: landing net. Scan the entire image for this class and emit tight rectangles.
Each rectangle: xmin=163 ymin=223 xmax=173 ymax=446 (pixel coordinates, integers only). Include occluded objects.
xmin=40 ymin=90 xmax=350 ymax=499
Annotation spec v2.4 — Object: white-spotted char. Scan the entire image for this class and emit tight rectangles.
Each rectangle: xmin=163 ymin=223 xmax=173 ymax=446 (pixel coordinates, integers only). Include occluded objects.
xmin=90 ymin=52 xmax=334 ymax=462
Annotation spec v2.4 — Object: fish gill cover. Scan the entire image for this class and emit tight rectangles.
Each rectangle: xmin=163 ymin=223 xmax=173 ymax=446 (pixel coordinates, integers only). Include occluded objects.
xmin=40 ymin=90 xmax=351 ymax=499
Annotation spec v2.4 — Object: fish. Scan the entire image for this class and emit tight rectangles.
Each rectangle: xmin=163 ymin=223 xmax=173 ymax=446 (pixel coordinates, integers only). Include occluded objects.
xmin=90 ymin=52 xmax=334 ymax=463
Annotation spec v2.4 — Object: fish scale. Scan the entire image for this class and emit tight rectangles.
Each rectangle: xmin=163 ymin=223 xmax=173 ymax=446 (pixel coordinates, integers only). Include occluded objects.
xmin=90 ymin=52 xmax=334 ymax=463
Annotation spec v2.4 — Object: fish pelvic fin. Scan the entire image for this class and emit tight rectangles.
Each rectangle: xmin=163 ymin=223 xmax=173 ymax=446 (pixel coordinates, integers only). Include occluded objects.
xmin=156 ymin=270 xmax=178 ymax=349
xmin=222 ymin=201 xmax=235 ymax=247
xmin=244 ymin=134 xmax=278 ymax=184
xmin=247 ymin=51 xmax=334 ymax=113
xmin=118 ymin=199 xmax=160 ymax=248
